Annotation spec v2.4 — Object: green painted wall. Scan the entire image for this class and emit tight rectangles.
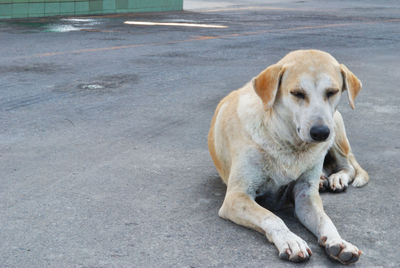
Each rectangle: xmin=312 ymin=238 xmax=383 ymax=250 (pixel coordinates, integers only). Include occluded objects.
xmin=0 ymin=0 xmax=183 ymax=19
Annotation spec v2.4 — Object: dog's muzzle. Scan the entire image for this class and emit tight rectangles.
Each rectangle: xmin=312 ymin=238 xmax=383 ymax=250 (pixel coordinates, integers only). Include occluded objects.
xmin=310 ymin=125 xmax=330 ymax=142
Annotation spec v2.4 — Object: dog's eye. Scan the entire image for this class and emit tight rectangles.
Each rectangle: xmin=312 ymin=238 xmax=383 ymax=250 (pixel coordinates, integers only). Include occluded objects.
xmin=326 ymin=89 xmax=339 ymax=98
xmin=290 ymin=91 xmax=306 ymax=100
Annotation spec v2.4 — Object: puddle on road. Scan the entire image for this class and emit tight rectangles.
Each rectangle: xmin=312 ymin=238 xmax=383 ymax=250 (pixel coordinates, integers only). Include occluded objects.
xmin=45 ymin=18 xmax=101 ymax=32
xmin=0 ymin=17 xmax=102 ymax=33
xmin=45 ymin=24 xmax=81 ymax=32
xmin=124 ymin=20 xmax=227 ymax=28
xmin=73 ymin=74 xmax=140 ymax=94
xmin=78 ymin=84 xmax=105 ymax=90
xmin=61 ymin=18 xmax=97 ymax=23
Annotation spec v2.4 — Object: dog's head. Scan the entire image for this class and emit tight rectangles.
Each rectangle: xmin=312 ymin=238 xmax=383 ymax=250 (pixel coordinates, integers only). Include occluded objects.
xmin=252 ymin=49 xmax=362 ymax=143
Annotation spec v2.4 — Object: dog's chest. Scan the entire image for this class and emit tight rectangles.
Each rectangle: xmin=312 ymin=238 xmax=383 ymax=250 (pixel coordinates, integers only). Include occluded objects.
xmin=250 ymin=147 xmax=324 ymax=209
xmin=255 ymin=144 xmax=327 ymax=190
xmin=266 ymin=148 xmax=320 ymax=179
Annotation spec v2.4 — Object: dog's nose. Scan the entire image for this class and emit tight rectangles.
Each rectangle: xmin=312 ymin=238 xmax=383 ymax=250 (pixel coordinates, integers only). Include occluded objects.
xmin=310 ymin=125 xmax=330 ymax=141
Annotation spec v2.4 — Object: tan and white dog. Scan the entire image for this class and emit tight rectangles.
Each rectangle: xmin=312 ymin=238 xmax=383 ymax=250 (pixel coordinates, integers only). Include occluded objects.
xmin=208 ymin=50 xmax=369 ymax=264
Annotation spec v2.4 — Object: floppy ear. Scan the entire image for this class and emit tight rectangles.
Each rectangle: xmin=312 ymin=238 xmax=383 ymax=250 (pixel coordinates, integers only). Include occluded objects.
xmin=252 ymin=64 xmax=285 ymax=110
xmin=340 ymin=64 xmax=362 ymax=109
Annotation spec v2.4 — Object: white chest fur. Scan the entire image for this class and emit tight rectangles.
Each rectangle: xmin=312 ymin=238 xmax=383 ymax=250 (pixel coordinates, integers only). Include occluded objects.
xmin=237 ymin=89 xmax=333 ymax=190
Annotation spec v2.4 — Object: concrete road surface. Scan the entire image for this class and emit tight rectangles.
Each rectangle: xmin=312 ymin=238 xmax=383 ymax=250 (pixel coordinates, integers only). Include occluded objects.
xmin=1 ymin=0 xmax=399 ymax=267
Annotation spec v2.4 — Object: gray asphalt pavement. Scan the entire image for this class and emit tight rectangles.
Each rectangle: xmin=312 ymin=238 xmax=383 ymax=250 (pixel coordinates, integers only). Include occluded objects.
xmin=1 ymin=0 xmax=399 ymax=267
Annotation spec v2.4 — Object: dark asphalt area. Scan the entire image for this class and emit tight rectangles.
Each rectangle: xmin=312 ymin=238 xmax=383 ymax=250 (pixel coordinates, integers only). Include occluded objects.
xmin=1 ymin=0 xmax=399 ymax=267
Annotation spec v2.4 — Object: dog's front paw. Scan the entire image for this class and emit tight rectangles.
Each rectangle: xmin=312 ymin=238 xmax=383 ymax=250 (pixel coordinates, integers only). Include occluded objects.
xmin=320 ymin=236 xmax=361 ymax=264
xmin=272 ymin=230 xmax=312 ymax=263
xmin=328 ymin=171 xmax=350 ymax=192
xmin=352 ymin=170 xmax=369 ymax=187
xmin=319 ymin=175 xmax=329 ymax=192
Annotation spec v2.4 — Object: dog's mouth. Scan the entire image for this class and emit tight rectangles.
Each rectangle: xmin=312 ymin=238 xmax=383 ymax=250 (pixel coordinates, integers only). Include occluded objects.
xmin=295 ymin=127 xmax=311 ymax=144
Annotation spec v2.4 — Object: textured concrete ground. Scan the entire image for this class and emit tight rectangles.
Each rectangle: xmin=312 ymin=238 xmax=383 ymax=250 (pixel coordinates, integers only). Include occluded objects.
xmin=0 ymin=0 xmax=399 ymax=267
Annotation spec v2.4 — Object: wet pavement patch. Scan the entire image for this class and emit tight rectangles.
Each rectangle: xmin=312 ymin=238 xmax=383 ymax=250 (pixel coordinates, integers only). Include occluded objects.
xmin=124 ymin=21 xmax=227 ymax=28
xmin=0 ymin=73 xmax=139 ymax=112
xmin=154 ymin=51 xmax=190 ymax=58
xmin=45 ymin=18 xmax=101 ymax=32
xmin=78 ymin=84 xmax=105 ymax=90
xmin=0 ymin=63 xmax=65 ymax=74
xmin=0 ymin=17 xmax=102 ymax=33
xmin=75 ymin=74 xmax=139 ymax=93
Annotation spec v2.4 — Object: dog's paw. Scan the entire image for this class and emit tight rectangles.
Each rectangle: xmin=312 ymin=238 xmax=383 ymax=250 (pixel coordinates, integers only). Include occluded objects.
xmin=273 ymin=231 xmax=312 ymax=262
xmin=327 ymin=171 xmax=350 ymax=192
xmin=319 ymin=175 xmax=329 ymax=192
xmin=352 ymin=171 xmax=369 ymax=187
xmin=320 ymin=236 xmax=361 ymax=264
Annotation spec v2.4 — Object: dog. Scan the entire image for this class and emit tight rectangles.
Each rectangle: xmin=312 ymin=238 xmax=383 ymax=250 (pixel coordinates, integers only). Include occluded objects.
xmin=208 ymin=50 xmax=369 ymax=264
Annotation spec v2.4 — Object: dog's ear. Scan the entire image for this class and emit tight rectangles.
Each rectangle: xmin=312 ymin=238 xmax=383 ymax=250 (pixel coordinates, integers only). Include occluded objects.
xmin=252 ymin=64 xmax=285 ymax=110
xmin=340 ymin=64 xmax=362 ymax=110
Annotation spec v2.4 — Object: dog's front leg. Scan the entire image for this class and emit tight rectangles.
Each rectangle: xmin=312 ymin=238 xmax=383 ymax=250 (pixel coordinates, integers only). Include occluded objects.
xmin=219 ymin=162 xmax=311 ymax=262
xmin=294 ymin=164 xmax=362 ymax=264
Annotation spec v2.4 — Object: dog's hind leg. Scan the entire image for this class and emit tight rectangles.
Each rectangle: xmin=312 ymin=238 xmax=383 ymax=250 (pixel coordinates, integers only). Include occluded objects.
xmin=348 ymin=152 xmax=369 ymax=187
xmin=321 ymin=111 xmax=369 ymax=192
